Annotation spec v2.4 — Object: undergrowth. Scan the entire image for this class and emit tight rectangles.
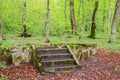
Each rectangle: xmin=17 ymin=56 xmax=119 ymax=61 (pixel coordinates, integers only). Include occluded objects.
xmin=2 ymin=32 xmax=120 ymax=53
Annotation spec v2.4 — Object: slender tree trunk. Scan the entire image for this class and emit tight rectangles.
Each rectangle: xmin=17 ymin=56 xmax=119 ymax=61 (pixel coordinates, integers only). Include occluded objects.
xmin=0 ymin=17 xmax=2 ymax=41
xmin=102 ymin=16 xmax=105 ymax=32
xmin=45 ymin=0 xmax=50 ymax=43
xmin=81 ymin=0 xmax=85 ymax=32
xmin=79 ymin=0 xmax=85 ymax=38
xmin=89 ymin=0 xmax=99 ymax=39
xmin=77 ymin=1 xmax=81 ymax=27
xmin=21 ymin=0 xmax=30 ymax=37
xmin=102 ymin=1 xmax=106 ymax=32
xmin=87 ymin=0 xmax=92 ymax=31
xmin=22 ymin=0 xmax=27 ymax=35
xmin=70 ymin=0 xmax=77 ymax=34
xmin=64 ymin=0 xmax=67 ymax=29
xmin=108 ymin=0 xmax=112 ymax=32
xmin=109 ymin=0 xmax=120 ymax=43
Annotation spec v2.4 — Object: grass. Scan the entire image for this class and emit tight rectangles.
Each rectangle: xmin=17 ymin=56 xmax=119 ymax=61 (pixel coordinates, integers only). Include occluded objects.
xmin=1 ymin=32 xmax=120 ymax=53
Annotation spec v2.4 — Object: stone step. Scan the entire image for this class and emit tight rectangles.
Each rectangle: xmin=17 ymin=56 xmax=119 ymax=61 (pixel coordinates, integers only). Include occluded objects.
xmin=40 ymin=56 xmax=73 ymax=61
xmin=39 ymin=53 xmax=70 ymax=57
xmin=36 ymin=46 xmax=59 ymax=49
xmin=37 ymin=48 xmax=69 ymax=54
xmin=56 ymin=70 xmax=75 ymax=73
xmin=35 ymin=45 xmax=82 ymax=73
xmin=41 ymin=58 xmax=74 ymax=63
xmin=44 ymin=65 xmax=77 ymax=72
xmin=42 ymin=60 xmax=76 ymax=67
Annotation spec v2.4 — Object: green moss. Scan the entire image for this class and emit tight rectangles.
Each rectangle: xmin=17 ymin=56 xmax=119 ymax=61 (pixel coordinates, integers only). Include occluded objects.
xmin=0 ymin=47 xmax=12 ymax=65
xmin=29 ymin=44 xmax=45 ymax=74
xmin=49 ymin=69 xmax=55 ymax=73
xmin=0 ymin=62 xmax=9 ymax=69
xmin=6 ymin=53 xmax=12 ymax=64
xmin=0 ymin=76 xmax=6 ymax=80
xmin=45 ymin=62 xmax=52 ymax=66
xmin=59 ymin=60 xmax=75 ymax=64
xmin=63 ymin=67 xmax=73 ymax=71
xmin=41 ymin=71 xmax=46 ymax=75
xmin=66 ymin=45 xmax=81 ymax=67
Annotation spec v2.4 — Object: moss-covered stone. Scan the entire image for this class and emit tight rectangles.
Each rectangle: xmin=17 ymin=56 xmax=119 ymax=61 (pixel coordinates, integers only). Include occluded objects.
xmin=29 ymin=44 xmax=45 ymax=74
xmin=66 ymin=45 xmax=81 ymax=68
xmin=6 ymin=53 xmax=12 ymax=64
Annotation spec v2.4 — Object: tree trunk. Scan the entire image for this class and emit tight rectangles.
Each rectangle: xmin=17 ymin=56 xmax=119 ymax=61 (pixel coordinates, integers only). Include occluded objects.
xmin=109 ymin=0 xmax=120 ymax=43
xmin=102 ymin=16 xmax=105 ymax=32
xmin=64 ymin=0 xmax=67 ymax=29
xmin=21 ymin=0 xmax=31 ymax=37
xmin=87 ymin=0 xmax=92 ymax=31
xmin=102 ymin=1 xmax=106 ymax=32
xmin=45 ymin=0 xmax=50 ymax=43
xmin=89 ymin=0 xmax=99 ymax=39
xmin=0 ymin=17 xmax=2 ymax=41
xmin=81 ymin=0 xmax=85 ymax=32
xmin=70 ymin=0 xmax=77 ymax=34
xmin=22 ymin=0 xmax=27 ymax=35
xmin=79 ymin=0 xmax=85 ymax=38
xmin=107 ymin=0 xmax=112 ymax=32
xmin=77 ymin=1 xmax=81 ymax=27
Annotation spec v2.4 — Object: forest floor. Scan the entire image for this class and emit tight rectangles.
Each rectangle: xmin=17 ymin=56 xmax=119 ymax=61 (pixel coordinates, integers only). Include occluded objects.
xmin=0 ymin=49 xmax=120 ymax=80
xmin=2 ymin=33 xmax=120 ymax=53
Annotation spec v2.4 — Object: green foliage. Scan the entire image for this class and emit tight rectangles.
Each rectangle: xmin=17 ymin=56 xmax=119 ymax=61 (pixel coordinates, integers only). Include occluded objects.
xmin=49 ymin=69 xmax=55 ymax=73
xmin=0 ymin=61 xmax=8 ymax=69
xmin=1 ymin=32 xmax=120 ymax=52
xmin=0 ymin=0 xmax=119 ymax=52
xmin=0 ymin=0 xmax=117 ymax=36
xmin=0 ymin=46 xmax=4 ymax=52
xmin=0 ymin=75 xmax=6 ymax=80
xmin=41 ymin=72 xmax=46 ymax=75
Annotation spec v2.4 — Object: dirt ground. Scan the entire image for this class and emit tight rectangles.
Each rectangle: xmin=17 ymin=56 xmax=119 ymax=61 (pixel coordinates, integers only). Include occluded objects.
xmin=0 ymin=49 xmax=120 ymax=80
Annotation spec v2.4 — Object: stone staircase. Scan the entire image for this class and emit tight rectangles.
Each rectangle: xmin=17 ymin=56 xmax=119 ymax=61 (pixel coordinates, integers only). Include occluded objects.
xmin=36 ymin=46 xmax=80 ymax=73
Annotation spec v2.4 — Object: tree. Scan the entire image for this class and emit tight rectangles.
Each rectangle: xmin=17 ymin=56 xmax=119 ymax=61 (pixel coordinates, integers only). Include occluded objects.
xmin=81 ymin=0 xmax=85 ymax=32
xmin=102 ymin=0 xmax=106 ymax=32
xmin=89 ymin=0 xmax=99 ymax=39
xmin=0 ymin=17 xmax=2 ymax=41
xmin=77 ymin=0 xmax=81 ymax=28
xmin=64 ymin=0 xmax=67 ymax=29
xmin=70 ymin=0 xmax=77 ymax=34
xmin=107 ymin=0 xmax=112 ymax=32
xmin=109 ymin=0 xmax=120 ymax=43
xmin=86 ymin=0 xmax=92 ymax=31
xmin=45 ymin=0 xmax=50 ymax=43
xmin=21 ymin=0 xmax=31 ymax=37
xmin=79 ymin=0 xmax=85 ymax=38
